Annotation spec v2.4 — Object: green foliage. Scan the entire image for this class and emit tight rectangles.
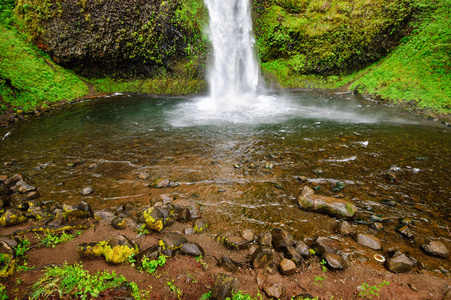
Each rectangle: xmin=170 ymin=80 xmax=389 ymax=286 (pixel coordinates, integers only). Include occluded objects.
xmin=196 ymin=255 xmax=208 ymax=269
xmin=0 ymin=0 xmax=16 ymax=28
xmin=314 ymin=275 xmax=326 ymax=286
xmin=320 ymin=259 xmax=328 ymax=273
xmin=16 ymin=261 xmax=34 ymax=272
xmin=166 ymin=280 xmax=182 ymax=300
xmin=140 ymin=256 xmax=167 ymax=274
xmin=38 ymin=231 xmax=75 ymax=248
xmin=0 ymin=23 xmax=89 ymax=111
xmin=15 ymin=238 xmax=31 ymax=257
xmin=93 ymin=78 xmax=206 ymax=95
xmin=346 ymin=0 xmax=451 ymax=112
xmin=199 ymin=291 xmax=212 ymax=300
xmin=226 ymin=291 xmax=262 ymax=300
xmin=358 ymin=281 xmax=390 ymax=299
xmin=29 ymin=263 xmax=127 ymax=300
xmin=0 ymin=284 xmax=8 ymax=300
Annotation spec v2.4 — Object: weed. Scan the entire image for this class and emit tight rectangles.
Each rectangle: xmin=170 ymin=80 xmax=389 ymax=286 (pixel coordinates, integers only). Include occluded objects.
xmin=199 ymin=291 xmax=212 ymax=300
xmin=29 ymin=263 xmax=127 ymax=300
xmin=314 ymin=275 xmax=326 ymax=286
xmin=226 ymin=291 xmax=263 ymax=300
xmin=38 ymin=231 xmax=75 ymax=248
xmin=320 ymin=259 xmax=328 ymax=273
xmin=16 ymin=261 xmax=34 ymax=272
xmin=0 ymin=283 xmax=8 ymax=300
xmin=128 ymin=253 xmax=137 ymax=267
xmin=15 ymin=238 xmax=31 ymax=257
xmin=137 ymin=225 xmax=150 ymax=236
xmin=358 ymin=281 xmax=390 ymax=299
xmin=196 ymin=255 xmax=208 ymax=270
xmin=166 ymin=280 xmax=182 ymax=300
xmin=140 ymin=255 xmax=166 ymax=274
xmin=309 ymin=248 xmax=316 ymax=256
xmin=128 ymin=282 xmax=151 ymax=300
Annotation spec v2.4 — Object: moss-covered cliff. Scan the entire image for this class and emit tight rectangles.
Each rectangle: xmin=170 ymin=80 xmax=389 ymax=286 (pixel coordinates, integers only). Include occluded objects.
xmin=0 ymin=0 xmax=450 ymax=116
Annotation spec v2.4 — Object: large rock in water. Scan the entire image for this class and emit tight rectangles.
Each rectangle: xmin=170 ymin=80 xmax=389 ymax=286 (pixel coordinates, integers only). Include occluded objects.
xmin=421 ymin=241 xmax=449 ymax=259
xmin=297 ymin=186 xmax=357 ymax=218
xmin=354 ymin=233 xmax=382 ymax=250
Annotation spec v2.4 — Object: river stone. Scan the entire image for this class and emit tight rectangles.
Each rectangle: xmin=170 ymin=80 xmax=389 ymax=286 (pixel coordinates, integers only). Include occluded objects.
xmin=80 ymin=187 xmax=94 ymax=196
xmin=295 ymin=240 xmax=312 ymax=259
xmin=370 ymin=215 xmax=390 ymax=223
xmin=0 ymin=238 xmax=17 ymax=250
xmin=224 ymin=236 xmax=249 ymax=250
xmin=297 ymin=186 xmax=357 ymax=218
xmin=151 ymin=178 xmax=170 ymax=188
xmin=335 ymin=221 xmax=354 ymax=235
xmin=286 ymin=246 xmax=303 ymax=265
xmin=217 ymin=256 xmax=238 ymax=272
xmin=241 ymin=229 xmax=255 ymax=241
xmin=312 ymin=237 xmax=340 ymax=256
xmin=159 ymin=194 xmax=174 ymax=204
xmin=264 ymin=283 xmax=283 ymax=299
xmin=396 ymin=225 xmax=415 ymax=239
xmin=104 ymin=235 xmax=139 ymax=264
xmin=25 ymin=191 xmax=41 ymax=201
xmin=385 ymin=253 xmax=414 ymax=273
xmin=211 ymin=274 xmax=240 ymax=300
xmin=180 ymin=242 xmax=204 ymax=257
xmin=323 ymin=253 xmax=347 ymax=270
xmin=111 ymin=217 xmax=128 ymax=229
xmin=158 ymin=205 xmax=176 ymax=227
xmin=279 ymin=258 xmax=296 ymax=275
xmin=27 ymin=206 xmax=51 ymax=221
xmin=251 ymin=246 xmax=276 ymax=269
xmin=94 ymin=210 xmax=116 ymax=223
xmin=272 ymin=228 xmax=295 ymax=252
xmin=171 ymin=199 xmax=200 ymax=220
xmin=141 ymin=207 xmax=164 ymax=231
xmin=194 ymin=219 xmax=209 ymax=233
xmin=47 ymin=213 xmax=66 ymax=227
xmin=137 ymin=172 xmax=150 ymax=180
xmin=0 ymin=209 xmax=27 ymax=227
xmin=63 ymin=201 xmax=93 ymax=219
xmin=400 ymin=217 xmax=412 ymax=226
xmin=355 ymin=233 xmax=381 ymax=250
xmin=257 ymin=231 xmax=272 ymax=246
xmin=0 ymin=195 xmax=11 ymax=208
xmin=137 ymin=245 xmax=161 ymax=264
xmin=371 ymin=222 xmax=384 ymax=230
xmin=421 ymin=241 xmax=449 ymax=259
xmin=162 ymin=232 xmax=187 ymax=250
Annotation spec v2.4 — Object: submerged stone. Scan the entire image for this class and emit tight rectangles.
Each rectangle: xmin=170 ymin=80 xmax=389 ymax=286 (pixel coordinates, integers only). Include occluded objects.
xmin=355 ymin=233 xmax=381 ymax=250
xmin=297 ymin=186 xmax=357 ymax=218
xmin=396 ymin=225 xmax=415 ymax=239
xmin=335 ymin=221 xmax=354 ymax=236
xmin=421 ymin=241 xmax=449 ymax=259
xmin=151 ymin=178 xmax=170 ymax=188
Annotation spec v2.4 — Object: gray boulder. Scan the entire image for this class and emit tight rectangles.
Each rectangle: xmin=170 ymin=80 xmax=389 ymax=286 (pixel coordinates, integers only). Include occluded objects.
xmin=421 ymin=241 xmax=449 ymax=259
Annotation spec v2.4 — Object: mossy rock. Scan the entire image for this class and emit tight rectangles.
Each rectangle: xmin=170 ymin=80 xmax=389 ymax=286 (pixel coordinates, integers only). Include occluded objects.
xmin=141 ymin=207 xmax=164 ymax=232
xmin=63 ymin=201 xmax=93 ymax=219
xmin=76 ymin=242 xmax=105 ymax=259
xmin=0 ymin=253 xmax=15 ymax=278
xmin=104 ymin=235 xmax=139 ymax=264
xmin=0 ymin=209 xmax=27 ymax=227
xmin=161 ymin=233 xmax=187 ymax=251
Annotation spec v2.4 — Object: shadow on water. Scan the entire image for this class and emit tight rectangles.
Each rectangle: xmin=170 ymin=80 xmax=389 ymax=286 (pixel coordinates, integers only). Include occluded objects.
xmin=0 ymin=92 xmax=450 ymax=272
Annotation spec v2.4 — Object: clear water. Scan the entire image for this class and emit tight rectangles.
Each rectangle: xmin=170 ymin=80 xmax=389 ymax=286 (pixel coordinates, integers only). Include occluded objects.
xmin=0 ymin=92 xmax=450 ymax=272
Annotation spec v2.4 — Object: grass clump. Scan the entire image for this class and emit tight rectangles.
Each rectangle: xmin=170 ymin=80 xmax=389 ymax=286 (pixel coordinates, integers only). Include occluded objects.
xmin=38 ymin=231 xmax=76 ymax=248
xmin=29 ymin=263 xmax=127 ymax=300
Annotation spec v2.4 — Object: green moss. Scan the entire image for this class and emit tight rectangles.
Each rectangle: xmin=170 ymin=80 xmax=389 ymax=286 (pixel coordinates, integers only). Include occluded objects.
xmin=0 ymin=254 xmax=15 ymax=278
xmin=0 ymin=24 xmax=89 ymax=111
xmin=103 ymin=244 xmax=139 ymax=264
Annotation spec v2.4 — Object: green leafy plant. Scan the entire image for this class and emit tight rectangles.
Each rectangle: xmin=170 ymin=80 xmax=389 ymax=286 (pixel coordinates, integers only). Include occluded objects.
xmin=15 ymin=238 xmax=31 ymax=256
xmin=39 ymin=231 xmax=75 ymax=248
xmin=226 ymin=291 xmax=263 ymax=300
xmin=16 ymin=261 xmax=34 ymax=272
xmin=199 ymin=291 xmax=212 ymax=300
xmin=166 ymin=280 xmax=182 ymax=300
xmin=358 ymin=281 xmax=390 ymax=299
xmin=196 ymin=255 xmax=208 ymax=270
xmin=314 ymin=275 xmax=326 ymax=286
xmin=140 ymin=255 xmax=166 ymax=274
xmin=128 ymin=282 xmax=151 ymax=300
xmin=320 ymin=259 xmax=328 ymax=273
xmin=137 ymin=224 xmax=150 ymax=236
xmin=29 ymin=263 xmax=127 ymax=300
xmin=0 ymin=283 xmax=8 ymax=300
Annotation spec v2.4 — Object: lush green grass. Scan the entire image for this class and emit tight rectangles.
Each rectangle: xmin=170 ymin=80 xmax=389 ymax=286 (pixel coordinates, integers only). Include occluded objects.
xmin=343 ymin=0 xmax=451 ymax=112
xmin=0 ymin=24 xmax=89 ymax=111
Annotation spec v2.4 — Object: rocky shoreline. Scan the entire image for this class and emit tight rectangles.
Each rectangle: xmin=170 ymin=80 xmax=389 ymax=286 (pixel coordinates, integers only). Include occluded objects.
xmin=1 ymin=173 xmax=450 ymax=299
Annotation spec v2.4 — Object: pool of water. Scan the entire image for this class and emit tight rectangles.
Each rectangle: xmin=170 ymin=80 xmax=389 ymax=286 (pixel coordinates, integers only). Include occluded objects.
xmin=1 ymin=91 xmax=450 ymax=272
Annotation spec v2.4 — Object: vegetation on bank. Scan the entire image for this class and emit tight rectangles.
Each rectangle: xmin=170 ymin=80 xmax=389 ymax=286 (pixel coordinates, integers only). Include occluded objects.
xmin=0 ymin=0 xmax=449 ymax=114
xmin=0 ymin=0 xmax=88 ymax=112
xmin=254 ymin=0 xmax=451 ymax=112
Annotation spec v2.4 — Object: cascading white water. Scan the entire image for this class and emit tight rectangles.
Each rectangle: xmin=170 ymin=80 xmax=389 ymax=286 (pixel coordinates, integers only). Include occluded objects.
xmin=205 ymin=0 xmax=260 ymax=100
xmin=167 ymin=0 xmax=393 ymax=126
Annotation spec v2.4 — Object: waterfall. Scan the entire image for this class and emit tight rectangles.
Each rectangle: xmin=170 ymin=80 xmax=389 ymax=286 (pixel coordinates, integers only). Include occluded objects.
xmin=205 ymin=0 xmax=260 ymax=100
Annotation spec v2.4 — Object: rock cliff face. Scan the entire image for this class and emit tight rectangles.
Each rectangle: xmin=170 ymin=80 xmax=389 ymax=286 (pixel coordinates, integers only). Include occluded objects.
xmin=15 ymin=0 xmax=208 ymax=78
